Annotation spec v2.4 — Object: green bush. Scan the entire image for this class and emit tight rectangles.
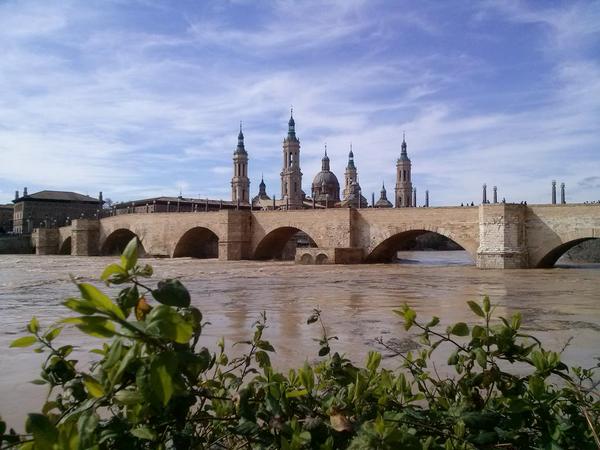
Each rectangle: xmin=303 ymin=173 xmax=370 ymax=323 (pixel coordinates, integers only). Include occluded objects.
xmin=1 ymin=237 xmax=599 ymax=449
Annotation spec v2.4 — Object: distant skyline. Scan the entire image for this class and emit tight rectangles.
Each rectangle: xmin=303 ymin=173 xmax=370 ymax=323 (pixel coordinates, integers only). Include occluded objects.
xmin=0 ymin=0 xmax=599 ymax=205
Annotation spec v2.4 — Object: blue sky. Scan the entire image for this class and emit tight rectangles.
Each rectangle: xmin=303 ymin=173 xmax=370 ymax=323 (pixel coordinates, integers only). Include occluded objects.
xmin=0 ymin=0 xmax=599 ymax=205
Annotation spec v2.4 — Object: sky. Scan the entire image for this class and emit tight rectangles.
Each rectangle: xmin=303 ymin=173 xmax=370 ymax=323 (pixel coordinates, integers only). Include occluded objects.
xmin=0 ymin=0 xmax=599 ymax=206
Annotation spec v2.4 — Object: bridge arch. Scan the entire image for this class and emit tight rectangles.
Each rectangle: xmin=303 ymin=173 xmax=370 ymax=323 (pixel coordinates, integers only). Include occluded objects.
xmin=532 ymin=230 xmax=599 ymax=268
xmin=59 ymin=237 xmax=71 ymax=255
xmin=172 ymin=226 xmax=219 ymax=258
xmin=254 ymin=226 xmax=318 ymax=260
xmin=101 ymin=228 xmax=146 ymax=256
xmin=366 ymin=227 xmax=477 ymax=263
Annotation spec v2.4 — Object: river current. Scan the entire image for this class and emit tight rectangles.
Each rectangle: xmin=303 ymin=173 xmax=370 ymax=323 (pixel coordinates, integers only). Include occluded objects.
xmin=1 ymin=252 xmax=599 ymax=428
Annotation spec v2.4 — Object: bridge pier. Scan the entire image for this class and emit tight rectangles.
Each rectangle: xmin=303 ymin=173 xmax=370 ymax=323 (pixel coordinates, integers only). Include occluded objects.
xmin=31 ymin=228 xmax=60 ymax=255
xmin=477 ymin=204 xmax=528 ymax=269
xmin=218 ymin=210 xmax=251 ymax=260
xmin=71 ymin=219 xmax=100 ymax=256
xmin=295 ymin=247 xmax=364 ymax=264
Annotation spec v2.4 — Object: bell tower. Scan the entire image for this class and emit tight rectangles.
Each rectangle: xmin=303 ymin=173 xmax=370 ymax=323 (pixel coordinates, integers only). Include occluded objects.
xmin=395 ymin=133 xmax=413 ymax=207
xmin=280 ymin=109 xmax=303 ymax=209
xmin=231 ymin=122 xmax=250 ymax=204
xmin=343 ymin=145 xmax=357 ymax=200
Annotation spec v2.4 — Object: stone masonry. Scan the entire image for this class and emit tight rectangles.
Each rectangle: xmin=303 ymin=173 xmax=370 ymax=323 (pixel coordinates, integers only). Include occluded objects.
xmin=30 ymin=203 xmax=600 ymax=269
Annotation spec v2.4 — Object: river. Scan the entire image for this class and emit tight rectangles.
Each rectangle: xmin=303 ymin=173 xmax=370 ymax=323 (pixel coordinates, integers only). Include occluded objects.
xmin=1 ymin=252 xmax=599 ymax=428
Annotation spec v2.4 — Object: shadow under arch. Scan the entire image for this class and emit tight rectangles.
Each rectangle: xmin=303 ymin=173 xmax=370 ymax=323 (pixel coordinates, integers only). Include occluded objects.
xmin=366 ymin=229 xmax=473 ymax=263
xmin=536 ymin=237 xmax=598 ymax=268
xmin=59 ymin=237 xmax=71 ymax=255
xmin=173 ymin=227 xmax=219 ymax=259
xmin=254 ymin=227 xmax=317 ymax=260
xmin=101 ymin=229 xmax=146 ymax=256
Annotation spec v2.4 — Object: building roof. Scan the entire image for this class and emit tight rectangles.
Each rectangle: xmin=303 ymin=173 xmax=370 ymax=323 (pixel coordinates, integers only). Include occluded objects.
xmin=0 ymin=204 xmax=14 ymax=210
xmin=114 ymin=196 xmax=239 ymax=208
xmin=14 ymin=190 xmax=100 ymax=203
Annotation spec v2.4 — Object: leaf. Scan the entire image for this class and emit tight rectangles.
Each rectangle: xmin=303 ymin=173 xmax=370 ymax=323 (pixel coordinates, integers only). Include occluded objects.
xmin=447 ymin=350 xmax=459 ymax=365
xmin=100 ymin=263 xmax=127 ymax=283
xmin=426 ymin=316 xmax=440 ymax=327
xmin=151 ymin=279 xmax=191 ymax=307
xmin=402 ymin=307 xmax=417 ymax=331
xmin=44 ymin=327 xmax=62 ymax=342
xmin=131 ymin=426 xmax=156 ymax=441
xmin=150 ymin=353 xmax=176 ymax=406
xmin=121 ymin=237 xmax=138 ymax=271
xmin=306 ymin=314 xmax=319 ymax=325
xmin=286 ymin=389 xmax=308 ymax=398
xmin=10 ymin=335 xmax=37 ymax=348
xmin=511 ymin=312 xmax=522 ymax=330
xmin=255 ymin=350 xmax=271 ymax=368
xmin=330 ymin=413 xmax=352 ymax=432
xmin=256 ymin=340 xmax=275 ymax=352
xmin=78 ymin=283 xmax=125 ymax=320
xmin=26 ymin=414 xmax=58 ymax=450
xmin=137 ymin=264 xmax=153 ymax=277
xmin=146 ymin=305 xmax=193 ymax=344
xmin=82 ymin=374 xmax=105 ymax=398
xmin=366 ymin=351 xmax=381 ymax=372
xmin=117 ymin=286 xmax=139 ymax=310
xmin=135 ymin=297 xmax=152 ymax=321
xmin=115 ymin=390 xmax=143 ymax=405
xmin=319 ymin=345 xmax=330 ymax=357
xmin=467 ymin=301 xmax=485 ymax=318
xmin=63 ymin=316 xmax=116 ymax=338
xmin=473 ymin=347 xmax=487 ymax=369
xmin=63 ymin=298 xmax=98 ymax=315
xmin=27 ymin=317 xmax=39 ymax=334
xmin=103 ymin=339 xmax=123 ymax=369
xmin=450 ymin=322 xmax=469 ymax=337
xmin=112 ymin=344 xmax=138 ymax=387
xmin=482 ymin=295 xmax=491 ymax=313
xmin=529 ymin=376 xmax=545 ymax=398
xmin=471 ymin=325 xmax=486 ymax=339
xmin=77 ymin=411 xmax=99 ymax=449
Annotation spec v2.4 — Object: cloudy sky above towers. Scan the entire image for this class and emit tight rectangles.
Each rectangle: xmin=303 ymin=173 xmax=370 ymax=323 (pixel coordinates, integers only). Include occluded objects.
xmin=0 ymin=0 xmax=599 ymax=205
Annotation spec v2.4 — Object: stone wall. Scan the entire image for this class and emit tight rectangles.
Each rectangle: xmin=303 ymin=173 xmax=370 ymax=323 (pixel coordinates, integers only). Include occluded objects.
xmin=477 ymin=204 xmax=528 ymax=269
xmin=525 ymin=204 xmax=600 ymax=267
xmin=0 ymin=235 xmax=33 ymax=254
xmin=353 ymin=207 xmax=480 ymax=262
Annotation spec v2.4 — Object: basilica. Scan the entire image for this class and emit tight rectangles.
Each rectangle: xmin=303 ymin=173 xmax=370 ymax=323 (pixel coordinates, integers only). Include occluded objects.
xmin=232 ymin=111 xmax=422 ymax=210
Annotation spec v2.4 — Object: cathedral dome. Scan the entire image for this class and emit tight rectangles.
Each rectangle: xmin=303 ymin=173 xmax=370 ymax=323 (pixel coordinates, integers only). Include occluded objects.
xmin=312 ymin=170 xmax=339 ymax=189
xmin=311 ymin=148 xmax=340 ymax=203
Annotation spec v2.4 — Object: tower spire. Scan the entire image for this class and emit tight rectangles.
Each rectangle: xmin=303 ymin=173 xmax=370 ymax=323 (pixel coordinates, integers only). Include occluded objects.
xmin=321 ymin=144 xmax=330 ymax=171
xmin=236 ymin=121 xmax=246 ymax=154
xmin=287 ymin=108 xmax=296 ymax=138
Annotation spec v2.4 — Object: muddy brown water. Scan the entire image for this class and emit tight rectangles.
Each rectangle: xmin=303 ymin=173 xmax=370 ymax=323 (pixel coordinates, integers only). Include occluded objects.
xmin=1 ymin=251 xmax=599 ymax=428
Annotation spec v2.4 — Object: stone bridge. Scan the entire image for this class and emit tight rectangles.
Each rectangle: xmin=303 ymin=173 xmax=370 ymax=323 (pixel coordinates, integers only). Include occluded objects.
xmin=31 ymin=203 xmax=600 ymax=269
